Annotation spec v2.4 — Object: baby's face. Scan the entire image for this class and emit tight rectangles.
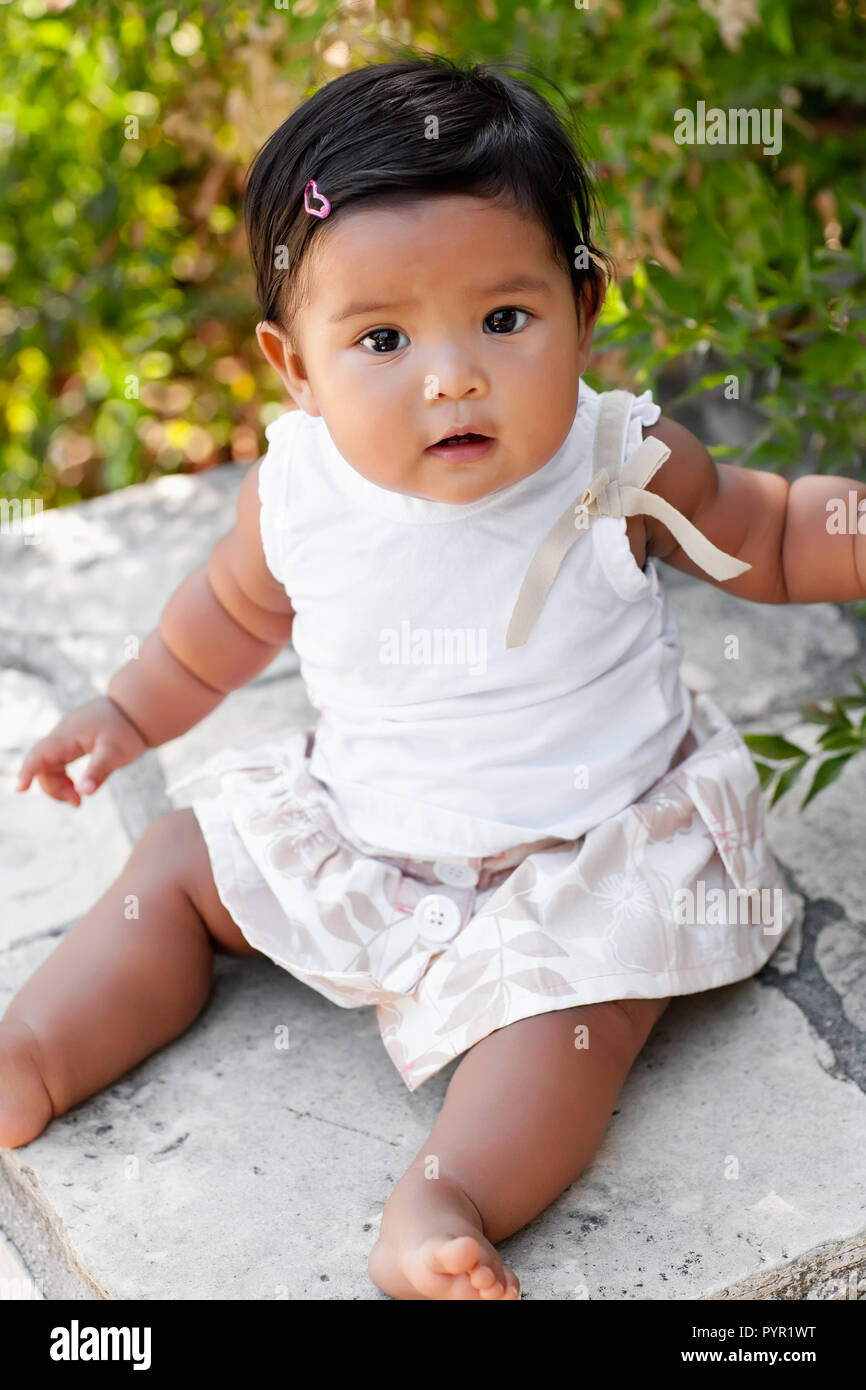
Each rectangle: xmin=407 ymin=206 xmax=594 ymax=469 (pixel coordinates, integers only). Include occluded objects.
xmin=258 ymin=195 xmax=599 ymax=505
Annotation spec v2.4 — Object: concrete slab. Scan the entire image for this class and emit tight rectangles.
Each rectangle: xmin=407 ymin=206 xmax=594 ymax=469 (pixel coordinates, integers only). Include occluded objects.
xmin=2 ymin=463 xmax=865 ymax=1300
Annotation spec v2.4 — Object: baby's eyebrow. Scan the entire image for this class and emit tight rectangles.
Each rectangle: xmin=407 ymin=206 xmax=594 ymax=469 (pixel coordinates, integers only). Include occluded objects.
xmin=328 ymin=274 xmax=554 ymax=324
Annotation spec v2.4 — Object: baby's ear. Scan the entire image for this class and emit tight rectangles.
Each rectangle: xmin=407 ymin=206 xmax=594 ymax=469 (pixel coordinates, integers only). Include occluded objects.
xmin=575 ymin=283 xmax=602 ymax=372
xmin=579 ymin=278 xmax=605 ymax=331
xmin=255 ymin=322 xmax=317 ymax=415
xmin=255 ymin=320 xmax=288 ymax=369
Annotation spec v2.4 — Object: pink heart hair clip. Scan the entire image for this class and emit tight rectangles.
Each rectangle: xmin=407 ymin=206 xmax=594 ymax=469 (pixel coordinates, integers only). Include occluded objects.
xmin=303 ymin=179 xmax=331 ymax=219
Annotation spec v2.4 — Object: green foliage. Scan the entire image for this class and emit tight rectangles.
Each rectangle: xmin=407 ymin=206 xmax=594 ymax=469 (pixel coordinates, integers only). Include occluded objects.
xmin=0 ymin=0 xmax=319 ymax=503
xmin=2 ymin=0 xmax=865 ymax=505
xmin=743 ymin=672 xmax=866 ymax=809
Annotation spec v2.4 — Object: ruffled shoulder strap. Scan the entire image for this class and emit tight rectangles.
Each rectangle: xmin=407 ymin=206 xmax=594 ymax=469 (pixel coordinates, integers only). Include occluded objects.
xmin=504 ymin=389 xmax=751 ymax=649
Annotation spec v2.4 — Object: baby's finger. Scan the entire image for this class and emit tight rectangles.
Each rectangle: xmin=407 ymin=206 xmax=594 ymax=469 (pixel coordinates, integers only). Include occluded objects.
xmin=17 ymin=736 xmax=81 ymax=794
xmin=29 ymin=765 xmax=81 ymax=805
xmin=16 ymin=747 xmax=44 ymax=791
xmin=77 ymin=740 xmax=120 ymax=796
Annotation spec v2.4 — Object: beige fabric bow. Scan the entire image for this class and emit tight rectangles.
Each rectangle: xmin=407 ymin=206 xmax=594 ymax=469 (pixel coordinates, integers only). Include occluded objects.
xmin=505 ymin=399 xmax=752 ymax=650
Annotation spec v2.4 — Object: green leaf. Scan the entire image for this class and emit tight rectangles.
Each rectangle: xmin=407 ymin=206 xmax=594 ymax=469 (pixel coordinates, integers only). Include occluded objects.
xmin=769 ymin=758 xmax=808 ymax=808
xmin=832 ymin=698 xmax=855 ymax=726
xmin=751 ymin=758 xmax=776 ymax=792
xmin=798 ymin=702 xmax=835 ymax=726
xmin=799 ymin=753 xmax=856 ymax=810
xmin=645 ymin=263 xmax=704 ymax=320
xmin=741 ymin=734 xmax=808 ymax=761
xmin=815 ymin=729 xmax=865 ymax=752
xmin=817 ymin=724 xmax=849 ymax=746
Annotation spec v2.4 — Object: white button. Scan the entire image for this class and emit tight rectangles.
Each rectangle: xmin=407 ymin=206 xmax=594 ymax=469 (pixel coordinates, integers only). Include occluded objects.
xmin=412 ymin=893 xmax=463 ymax=944
xmin=432 ymin=860 xmax=479 ymax=888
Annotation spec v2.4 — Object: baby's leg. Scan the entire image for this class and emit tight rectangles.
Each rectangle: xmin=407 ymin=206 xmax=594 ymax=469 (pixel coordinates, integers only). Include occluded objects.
xmin=0 ymin=808 xmax=259 ymax=1148
xmin=368 ymin=995 xmax=669 ymax=1300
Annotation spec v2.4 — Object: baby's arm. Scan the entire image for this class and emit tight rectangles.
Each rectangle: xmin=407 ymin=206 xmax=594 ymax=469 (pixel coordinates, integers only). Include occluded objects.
xmin=641 ymin=416 xmax=866 ymax=604
xmin=18 ymin=463 xmax=295 ymax=804
xmin=107 ymin=461 xmax=295 ymax=746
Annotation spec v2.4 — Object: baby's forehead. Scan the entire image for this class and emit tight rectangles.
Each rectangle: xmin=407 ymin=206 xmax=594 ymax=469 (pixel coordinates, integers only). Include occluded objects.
xmin=312 ymin=191 xmax=539 ymax=240
xmin=302 ymin=196 xmax=562 ymax=300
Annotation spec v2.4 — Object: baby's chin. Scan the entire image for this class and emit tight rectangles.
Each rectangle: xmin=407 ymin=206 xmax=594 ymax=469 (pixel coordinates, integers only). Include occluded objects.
xmin=412 ymin=470 xmax=508 ymax=505
xmin=425 ymin=464 xmax=552 ymax=505
xmin=410 ymin=447 xmax=550 ymax=504
xmin=348 ymin=456 xmax=502 ymax=505
xmin=345 ymin=440 xmax=548 ymax=505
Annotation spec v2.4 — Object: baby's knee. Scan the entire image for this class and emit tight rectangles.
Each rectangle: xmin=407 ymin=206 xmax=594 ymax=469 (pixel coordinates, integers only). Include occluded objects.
xmin=125 ymin=809 xmax=213 ymax=921
xmin=135 ymin=809 xmax=253 ymax=956
xmin=133 ymin=808 xmax=201 ymax=874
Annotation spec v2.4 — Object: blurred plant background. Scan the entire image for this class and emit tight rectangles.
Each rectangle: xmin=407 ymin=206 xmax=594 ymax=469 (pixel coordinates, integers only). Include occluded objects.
xmin=1 ymin=0 xmax=865 ymax=521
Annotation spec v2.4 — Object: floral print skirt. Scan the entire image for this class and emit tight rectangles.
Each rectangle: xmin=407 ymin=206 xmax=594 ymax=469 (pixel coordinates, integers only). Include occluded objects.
xmin=165 ymin=691 xmax=804 ymax=1092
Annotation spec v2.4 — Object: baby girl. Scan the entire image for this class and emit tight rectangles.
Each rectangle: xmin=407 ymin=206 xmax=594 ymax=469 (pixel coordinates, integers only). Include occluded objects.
xmin=4 ymin=56 xmax=864 ymax=1301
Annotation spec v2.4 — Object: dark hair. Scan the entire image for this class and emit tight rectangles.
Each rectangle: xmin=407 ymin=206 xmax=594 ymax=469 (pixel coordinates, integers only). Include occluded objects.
xmin=243 ymin=52 xmax=614 ymax=340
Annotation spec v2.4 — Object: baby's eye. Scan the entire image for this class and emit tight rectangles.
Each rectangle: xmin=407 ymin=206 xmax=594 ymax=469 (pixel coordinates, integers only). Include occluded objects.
xmin=356 ymin=307 xmax=533 ymax=354
xmin=356 ymin=326 xmax=409 ymax=354
xmin=484 ymin=307 xmax=532 ymax=335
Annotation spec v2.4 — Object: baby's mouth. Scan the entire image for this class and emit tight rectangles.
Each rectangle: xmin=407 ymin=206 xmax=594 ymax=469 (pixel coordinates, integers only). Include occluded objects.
xmin=426 ymin=433 xmax=495 ymax=459
xmin=432 ymin=433 xmax=489 ymax=447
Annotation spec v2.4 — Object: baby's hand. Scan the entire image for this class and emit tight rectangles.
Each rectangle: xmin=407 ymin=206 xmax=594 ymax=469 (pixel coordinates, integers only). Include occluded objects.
xmin=15 ymin=696 xmax=148 ymax=806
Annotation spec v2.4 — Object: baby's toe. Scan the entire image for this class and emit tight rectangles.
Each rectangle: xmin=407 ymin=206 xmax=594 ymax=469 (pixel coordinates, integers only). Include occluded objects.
xmin=427 ymin=1234 xmax=482 ymax=1277
xmin=470 ymin=1262 xmax=500 ymax=1290
xmin=478 ymin=1279 xmax=506 ymax=1299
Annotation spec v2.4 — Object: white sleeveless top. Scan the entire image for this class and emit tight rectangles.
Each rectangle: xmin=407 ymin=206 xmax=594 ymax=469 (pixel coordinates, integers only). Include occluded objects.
xmin=256 ymin=382 xmax=750 ymax=860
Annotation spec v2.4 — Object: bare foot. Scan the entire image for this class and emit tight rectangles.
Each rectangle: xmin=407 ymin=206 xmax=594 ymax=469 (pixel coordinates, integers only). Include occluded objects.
xmin=0 ymin=1020 xmax=54 ymax=1148
xmin=368 ymin=1170 xmax=520 ymax=1300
